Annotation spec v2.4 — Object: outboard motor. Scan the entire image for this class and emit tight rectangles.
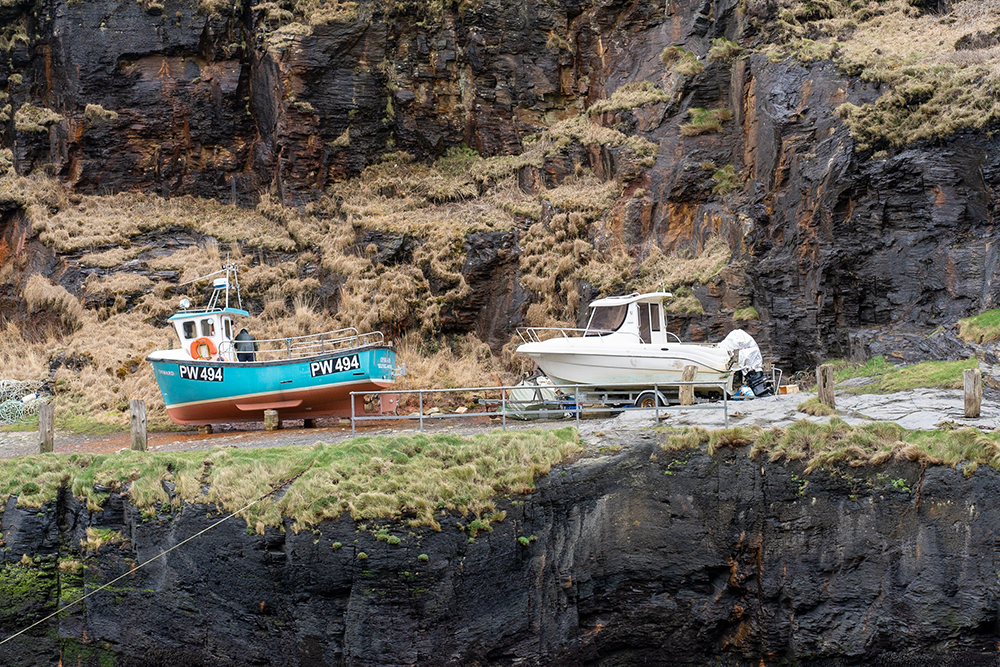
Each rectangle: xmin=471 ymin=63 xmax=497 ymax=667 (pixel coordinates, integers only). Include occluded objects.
xmin=234 ymin=329 xmax=258 ymax=362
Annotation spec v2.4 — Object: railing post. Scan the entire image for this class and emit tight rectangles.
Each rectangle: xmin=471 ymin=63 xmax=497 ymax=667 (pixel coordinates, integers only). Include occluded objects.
xmin=419 ymin=391 xmax=424 ymax=432
xmin=680 ymin=365 xmax=697 ymax=405
xmin=723 ymin=385 xmax=729 ymax=428
xmin=38 ymin=401 xmax=54 ymax=454
xmin=502 ymin=387 xmax=507 ymax=430
xmin=351 ymin=392 xmax=356 ymax=436
xmin=965 ymin=368 xmax=982 ymax=419
xmin=654 ymin=383 xmax=659 ymax=421
xmin=130 ymin=399 xmax=147 ymax=451
xmin=575 ymin=385 xmax=580 ymax=429
xmin=817 ymin=364 xmax=835 ymax=409
xmin=286 ymin=338 xmax=292 ymax=359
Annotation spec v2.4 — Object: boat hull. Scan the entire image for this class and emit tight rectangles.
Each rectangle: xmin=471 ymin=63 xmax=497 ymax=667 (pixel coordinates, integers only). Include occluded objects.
xmin=517 ymin=342 xmax=734 ymax=393
xmin=147 ymin=345 xmax=396 ymax=424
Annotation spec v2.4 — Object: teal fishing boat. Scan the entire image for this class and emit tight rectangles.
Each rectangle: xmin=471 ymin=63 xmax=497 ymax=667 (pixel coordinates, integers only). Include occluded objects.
xmin=147 ymin=264 xmax=400 ymax=425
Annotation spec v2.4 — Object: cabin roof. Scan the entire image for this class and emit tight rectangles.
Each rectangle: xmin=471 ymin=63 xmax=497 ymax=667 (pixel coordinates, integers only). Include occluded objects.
xmin=167 ymin=307 xmax=250 ymax=322
xmin=587 ymin=292 xmax=673 ymax=308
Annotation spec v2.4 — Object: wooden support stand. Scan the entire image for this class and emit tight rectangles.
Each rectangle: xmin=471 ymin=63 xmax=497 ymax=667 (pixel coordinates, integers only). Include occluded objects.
xmin=130 ymin=399 xmax=147 ymax=452
xmin=303 ymin=418 xmax=315 ymax=429
xmin=679 ymin=365 xmax=697 ymax=406
xmin=199 ymin=424 xmax=213 ymax=435
xmin=964 ymin=368 xmax=982 ymax=419
xmin=817 ymin=364 xmax=835 ymax=409
xmin=38 ymin=402 xmax=54 ymax=454
xmin=264 ymin=409 xmax=282 ymax=431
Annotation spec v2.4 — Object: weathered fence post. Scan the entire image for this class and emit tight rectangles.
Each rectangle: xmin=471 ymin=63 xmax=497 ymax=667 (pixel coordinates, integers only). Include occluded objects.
xmin=38 ymin=402 xmax=54 ymax=454
xmin=964 ymin=368 xmax=982 ymax=419
xmin=679 ymin=365 xmax=697 ymax=406
xmin=130 ymin=399 xmax=147 ymax=451
xmin=817 ymin=364 xmax=835 ymax=409
xmin=264 ymin=409 xmax=281 ymax=431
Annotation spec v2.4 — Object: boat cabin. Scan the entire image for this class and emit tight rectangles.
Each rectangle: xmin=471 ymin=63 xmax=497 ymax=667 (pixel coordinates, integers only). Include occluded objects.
xmin=583 ymin=292 xmax=673 ymax=345
xmin=168 ymin=277 xmax=250 ymax=361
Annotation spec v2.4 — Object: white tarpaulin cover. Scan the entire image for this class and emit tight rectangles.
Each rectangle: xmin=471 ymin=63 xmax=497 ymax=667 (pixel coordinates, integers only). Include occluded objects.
xmin=718 ymin=329 xmax=763 ymax=371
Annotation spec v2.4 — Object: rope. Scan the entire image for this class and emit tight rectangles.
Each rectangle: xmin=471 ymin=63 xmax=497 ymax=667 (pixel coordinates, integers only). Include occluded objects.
xmin=0 ymin=464 xmax=314 ymax=646
xmin=0 ymin=380 xmax=45 ymax=425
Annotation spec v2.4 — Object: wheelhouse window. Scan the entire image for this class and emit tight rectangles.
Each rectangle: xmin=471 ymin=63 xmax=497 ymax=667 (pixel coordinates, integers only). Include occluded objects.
xmin=200 ymin=318 xmax=215 ymax=337
xmin=585 ymin=305 xmax=628 ymax=335
xmin=182 ymin=321 xmax=196 ymax=339
xmin=223 ymin=318 xmax=232 ymax=340
xmin=637 ymin=303 xmax=661 ymax=344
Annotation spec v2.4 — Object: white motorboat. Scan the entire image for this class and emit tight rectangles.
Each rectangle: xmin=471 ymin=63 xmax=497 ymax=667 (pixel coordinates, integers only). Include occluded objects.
xmin=516 ymin=292 xmax=738 ymax=396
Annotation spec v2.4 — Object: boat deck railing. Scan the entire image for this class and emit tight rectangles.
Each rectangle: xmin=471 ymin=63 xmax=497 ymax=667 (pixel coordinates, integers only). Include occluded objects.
xmin=349 ymin=380 xmax=732 ymax=434
xmin=517 ymin=326 xmax=616 ymax=343
xmin=218 ymin=328 xmax=386 ymax=361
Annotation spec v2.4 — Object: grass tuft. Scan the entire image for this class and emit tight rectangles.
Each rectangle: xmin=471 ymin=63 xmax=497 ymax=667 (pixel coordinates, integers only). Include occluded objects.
xmin=797 ymin=396 xmax=837 ymax=416
xmin=680 ymin=107 xmax=733 ymax=136
xmin=958 ymin=308 xmax=1000 ymax=344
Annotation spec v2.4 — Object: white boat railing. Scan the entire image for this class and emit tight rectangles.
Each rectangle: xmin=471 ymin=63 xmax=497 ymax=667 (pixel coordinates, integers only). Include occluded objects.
xmin=349 ymin=380 xmax=732 ymax=434
xmin=517 ymin=326 xmax=614 ymax=343
xmin=218 ymin=328 xmax=386 ymax=361
xmin=517 ymin=327 xmax=690 ymax=345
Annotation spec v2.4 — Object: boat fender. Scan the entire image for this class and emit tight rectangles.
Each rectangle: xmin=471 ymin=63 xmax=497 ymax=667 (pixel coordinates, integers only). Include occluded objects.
xmin=190 ymin=337 xmax=217 ymax=361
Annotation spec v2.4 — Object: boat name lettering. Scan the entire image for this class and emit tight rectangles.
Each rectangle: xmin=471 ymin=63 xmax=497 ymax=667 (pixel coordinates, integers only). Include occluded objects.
xmin=179 ymin=365 xmax=224 ymax=382
xmin=310 ymin=354 xmax=361 ymax=377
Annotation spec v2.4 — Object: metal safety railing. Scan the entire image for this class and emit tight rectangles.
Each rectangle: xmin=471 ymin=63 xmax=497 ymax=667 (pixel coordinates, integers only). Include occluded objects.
xmin=349 ymin=380 xmax=731 ymax=434
xmin=217 ymin=329 xmax=386 ymax=361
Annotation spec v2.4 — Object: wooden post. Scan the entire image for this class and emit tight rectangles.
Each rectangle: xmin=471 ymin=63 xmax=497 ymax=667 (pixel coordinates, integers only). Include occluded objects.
xmin=38 ymin=402 xmax=54 ymax=454
xmin=964 ymin=368 xmax=982 ymax=419
xmin=679 ymin=365 xmax=697 ymax=406
xmin=817 ymin=364 xmax=835 ymax=409
xmin=130 ymin=399 xmax=147 ymax=452
xmin=264 ymin=409 xmax=281 ymax=431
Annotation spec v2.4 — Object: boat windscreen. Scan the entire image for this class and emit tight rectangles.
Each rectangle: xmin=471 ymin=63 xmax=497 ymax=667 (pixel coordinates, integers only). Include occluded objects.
xmin=585 ymin=305 xmax=627 ymax=335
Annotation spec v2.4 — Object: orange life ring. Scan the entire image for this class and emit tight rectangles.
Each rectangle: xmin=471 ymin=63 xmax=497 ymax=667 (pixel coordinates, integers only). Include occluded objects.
xmin=190 ymin=337 xmax=217 ymax=361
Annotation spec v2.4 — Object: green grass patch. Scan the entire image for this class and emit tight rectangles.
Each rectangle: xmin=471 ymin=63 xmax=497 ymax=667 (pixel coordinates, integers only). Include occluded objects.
xmin=732 ymin=305 xmax=759 ymax=321
xmin=824 ymin=356 xmax=978 ymax=394
xmin=0 ymin=428 xmax=580 ymax=532
xmin=797 ymin=396 xmax=837 ymax=416
xmin=680 ymin=107 xmax=733 ymax=136
xmin=958 ymin=308 xmax=1000 ymax=344
xmin=661 ymin=417 xmax=1000 ymax=478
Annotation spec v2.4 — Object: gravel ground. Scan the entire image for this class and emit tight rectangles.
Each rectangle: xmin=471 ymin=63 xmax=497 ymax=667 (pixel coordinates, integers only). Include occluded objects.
xmin=1 ymin=386 xmax=996 ymax=460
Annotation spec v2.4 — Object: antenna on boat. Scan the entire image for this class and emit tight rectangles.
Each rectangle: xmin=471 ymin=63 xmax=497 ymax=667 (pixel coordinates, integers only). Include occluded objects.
xmin=176 ymin=256 xmax=243 ymax=311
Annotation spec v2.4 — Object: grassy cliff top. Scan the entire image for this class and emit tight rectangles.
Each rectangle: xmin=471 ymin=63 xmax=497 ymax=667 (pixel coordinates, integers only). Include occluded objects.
xmin=0 ymin=428 xmax=580 ymax=533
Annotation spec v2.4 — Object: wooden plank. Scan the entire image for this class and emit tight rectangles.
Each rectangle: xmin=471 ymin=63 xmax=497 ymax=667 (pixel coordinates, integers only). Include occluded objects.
xmin=964 ymin=368 xmax=982 ymax=419
xmin=679 ymin=365 xmax=697 ymax=406
xmin=817 ymin=364 xmax=835 ymax=409
xmin=130 ymin=399 xmax=147 ymax=452
xmin=38 ymin=402 xmax=54 ymax=454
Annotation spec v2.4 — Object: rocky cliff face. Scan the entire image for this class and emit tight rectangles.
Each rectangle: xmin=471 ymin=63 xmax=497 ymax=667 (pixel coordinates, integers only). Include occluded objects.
xmin=2 ymin=0 xmax=998 ymax=370
xmin=2 ymin=439 xmax=999 ymax=666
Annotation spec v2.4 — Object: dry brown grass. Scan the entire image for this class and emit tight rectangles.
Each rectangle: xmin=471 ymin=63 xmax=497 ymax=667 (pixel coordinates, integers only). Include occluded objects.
xmin=79 ymin=245 xmax=149 ymax=268
xmin=83 ymin=273 xmax=155 ymax=298
xmin=23 ymin=274 xmax=83 ymax=329
xmin=763 ymin=0 xmax=1000 ymax=149
xmin=587 ymin=81 xmax=672 ymax=116
xmin=0 ymin=323 xmax=51 ymax=380
xmin=637 ymin=236 xmax=731 ymax=290
xmin=20 ymin=180 xmax=295 ymax=252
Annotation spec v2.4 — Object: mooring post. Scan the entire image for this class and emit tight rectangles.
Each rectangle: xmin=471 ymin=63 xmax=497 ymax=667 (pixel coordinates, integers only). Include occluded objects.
xmin=817 ymin=364 xmax=835 ymax=409
xmin=964 ymin=368 xmax=982 ymax=419
xmin=679 ymin=365 xmax=697 ymax=406
xmin=38 ymin=401 xmax=54 ymax=454
xmin=264 ymin=409 xmax=281 ymax=431
xmin=130 ymin=399 xmax=147 ymax=452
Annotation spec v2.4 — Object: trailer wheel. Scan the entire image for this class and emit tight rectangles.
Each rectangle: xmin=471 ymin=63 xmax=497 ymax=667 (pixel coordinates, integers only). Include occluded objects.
xmin=636 ymin=391 xmax=666 ymax=408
